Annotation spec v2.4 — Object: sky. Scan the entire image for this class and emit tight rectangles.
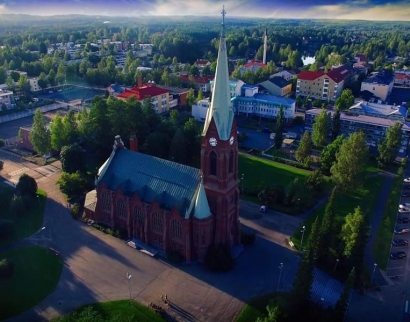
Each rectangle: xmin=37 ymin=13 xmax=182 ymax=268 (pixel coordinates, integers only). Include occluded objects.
xmin=0 ymin=0 xmax=409 ymax=21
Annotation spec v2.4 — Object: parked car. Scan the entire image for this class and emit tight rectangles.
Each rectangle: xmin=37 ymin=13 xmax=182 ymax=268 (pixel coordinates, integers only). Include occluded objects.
xmin=398 ymin=208 xmax=410 ymax=213
xmin=391 ymin=251 xmax=407 ymax=260
xmin=404 ymin=178 xmax=410 ymax=183
xmin=400 ymin=203 xmax=410 ymax=209
xmin=392 ymin=239 xmax=409 ymax=246
xmin=397 ymin=217 xmax=410 ymax=224
xmin=260 ymin=205 xmax=267 ymax=213
xmin=395 ymin=228 xmax=410 ymax=235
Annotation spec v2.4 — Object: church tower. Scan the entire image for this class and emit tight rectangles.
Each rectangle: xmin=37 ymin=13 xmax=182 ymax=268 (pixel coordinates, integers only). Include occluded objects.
xmin=200 ymin=7 xmax=240 ymax=247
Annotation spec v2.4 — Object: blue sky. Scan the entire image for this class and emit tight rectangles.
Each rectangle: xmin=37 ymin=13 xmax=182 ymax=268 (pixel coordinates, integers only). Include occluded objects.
xmin=0 ymin=0 xmax=409 ymax=21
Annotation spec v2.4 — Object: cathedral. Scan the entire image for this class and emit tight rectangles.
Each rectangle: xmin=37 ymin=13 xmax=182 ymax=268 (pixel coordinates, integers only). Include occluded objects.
xmin=84 ymin=8 xmax=240 ymax=262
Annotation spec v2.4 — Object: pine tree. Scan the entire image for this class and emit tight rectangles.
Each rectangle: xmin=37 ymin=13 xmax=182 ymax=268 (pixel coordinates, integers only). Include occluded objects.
xmin=312 ymin=109 xmax=329 ymax=147
xmin=295 ymin=131 xmax=312 ymax=166
xmin=29 ymin=109 xmax=51 ymax=156
xmin=333 ymin=268 xmax=355 ymax=322
xmin=317 ymin=187 xmax=337 ymax=261
xmin=274 ymin=105 xmax=285 ymax=149
xmin=377 ymin=122 xmax=403 ymax=167
xmin=307 ymin=216 xmax=321 ymax=260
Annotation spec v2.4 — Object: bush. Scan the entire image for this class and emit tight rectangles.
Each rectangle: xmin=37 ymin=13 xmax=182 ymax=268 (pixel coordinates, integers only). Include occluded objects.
xmin=167 ymin=249 xmax=184 ymax=264
xmin=241 ymin=231 xmax=256 ymax=246
xmin=0 ymin=258 xmax=14 ymax=279
xmin=15 ymin=174 xmax=37 ymax=197
xmin=204 ymin=243 xmax=234 ymax=272
xmin=0 ymin=220 xmax=14 ymax=242
xmin=70 ymin=203 xmax=81 ymax=220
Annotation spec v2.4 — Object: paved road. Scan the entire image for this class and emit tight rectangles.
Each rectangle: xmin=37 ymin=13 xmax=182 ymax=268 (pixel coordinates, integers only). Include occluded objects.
xmin=0 ymin=153 xmax=301 ymax=322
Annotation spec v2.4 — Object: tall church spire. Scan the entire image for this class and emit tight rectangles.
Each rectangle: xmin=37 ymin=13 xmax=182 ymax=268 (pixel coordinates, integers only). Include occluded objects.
xmin=202 ymin=6 xmax=234 ymax=141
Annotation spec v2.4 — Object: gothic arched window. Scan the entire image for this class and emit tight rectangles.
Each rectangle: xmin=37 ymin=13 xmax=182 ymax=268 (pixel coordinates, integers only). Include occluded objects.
xmin=170 ymin=219 xmax=183 ymax=241
xmin=102 ymin=191 xmax=111 ymax=212
xmin=134 ymin=206 xmax=144 ymax=224
xmin=210 ymin=151 xmax=217 ymax=176
xmin=117 ymin=199 xmax=127 ymax=218
xmin=229 ymin=150 xmax=234 ymax=174
xmin=151 ymin=212 xmax=163 ymax=233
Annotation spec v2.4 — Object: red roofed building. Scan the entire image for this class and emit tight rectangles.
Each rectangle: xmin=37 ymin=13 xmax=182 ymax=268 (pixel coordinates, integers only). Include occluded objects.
xmin=195 ymin=59 xmax=211 ymax=68
xmin=239 ymin=60 xmax=267 ymax=73
xmin=117 ymin=83 xmax=177 ymax=113
xmin=179 ymin=74 xmax=214 ymax=92
xmin=355 ymin=53 xmax=369 ymax=64
xmin=296 ymin=66 xmax=351 ymax=101
xmin=394 ymin=73 xmax=410 ymax=86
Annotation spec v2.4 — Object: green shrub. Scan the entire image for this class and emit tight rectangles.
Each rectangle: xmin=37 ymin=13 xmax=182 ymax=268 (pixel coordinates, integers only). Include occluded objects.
xmin=0 ymin=258 xmax=14 ymax=279
xmin=167 ymin=249 xmax=184 ymax=264
xmin=204 ymin=243 xmax=234 ymax=272
xmin=70 ymin=203 xmax=80 ymax=220
xmin=0 ymin=220 xmax=14 ymax=242
xmin=241 ymin=231 xmax=256 ymax=246
xmin=15 ymin=174 xmax=38 ymax=197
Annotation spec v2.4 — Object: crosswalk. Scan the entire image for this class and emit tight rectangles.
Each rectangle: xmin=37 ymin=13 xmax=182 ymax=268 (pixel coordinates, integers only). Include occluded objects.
xmin=8 ymin=167 xmax=29 ymax=177
xmin=7 ymin=165 xmax=60 ymax=179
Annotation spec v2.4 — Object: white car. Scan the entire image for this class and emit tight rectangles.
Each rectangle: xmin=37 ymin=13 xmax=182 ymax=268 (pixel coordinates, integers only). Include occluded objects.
xmin=404 ymin=178 xmax=410 ymax=183
xmin=400 ymin=203 xmax=410 ymax=209
xmin=399 ymin=208 xmax=410 ymax=214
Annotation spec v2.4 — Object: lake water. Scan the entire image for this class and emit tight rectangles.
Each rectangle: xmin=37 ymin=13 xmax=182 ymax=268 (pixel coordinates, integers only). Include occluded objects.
xmin=302 ymin=56 xmax=316 ymax=66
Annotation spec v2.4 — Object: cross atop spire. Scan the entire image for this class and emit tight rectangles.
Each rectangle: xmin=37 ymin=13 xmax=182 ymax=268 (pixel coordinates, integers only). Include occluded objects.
xmin=221 ymin=6 xmax=226 ymax=38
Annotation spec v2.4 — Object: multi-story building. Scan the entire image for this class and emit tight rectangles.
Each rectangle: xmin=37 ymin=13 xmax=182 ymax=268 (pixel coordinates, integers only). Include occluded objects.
xmin=210 ymin=78 xmax=244 ymax=99
xmin=179 ymin=75 xmax=214 ymax=93
xmin=305 ymin=101 xmax=410 ymax=155
xmin=270 ymin=70 xmax=295 ymax=81
xmin=155 ymin=85 xmax=190 ymax=108
xmin=394 ymin=71 xmax=410 ymax=86
xmin=259 ymin=76 xmax=292 ymax=97
xmin=117 ymin=83 xmax=177 ymax=113
xmin=360 ymin=70 xmax=394 ymax=102
xmin=192 ymin=99 xmax=210 ymax=122
xmin=296 ymin=65 xmax=351 ymax=101
xmin=29 ymin=78 xmax=40 ymax=92
xmin=0 ymin=89 xmax=14 ymax=109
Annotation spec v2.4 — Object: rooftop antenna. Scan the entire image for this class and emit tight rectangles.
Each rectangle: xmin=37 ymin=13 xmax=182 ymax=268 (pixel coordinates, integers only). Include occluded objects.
xmin=221 ymin=5 xmax=226 ymax=38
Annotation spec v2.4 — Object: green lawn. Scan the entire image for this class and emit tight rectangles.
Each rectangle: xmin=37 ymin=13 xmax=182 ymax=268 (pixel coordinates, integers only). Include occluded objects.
xmin=263 ymin=147 xmax=290 ymax=159
xmin=236 ymin=293 xmax=289 ymax=322
xmin=52 ymin=300 xmax=165 ymax=322
xmin=373 ymin=174 xmax=402 ymax=270
xmin=239 ymin=154 xmax=310 ymax=189
xmin=0 ymin=187 xmax=47 ymax=247
xmin=0 ymin=246 xmax=63 ymax=320
xmin=291 ymin=174 xmax=385 ymax=251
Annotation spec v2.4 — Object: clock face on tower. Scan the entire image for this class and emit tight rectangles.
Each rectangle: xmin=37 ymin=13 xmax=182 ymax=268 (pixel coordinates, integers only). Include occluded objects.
xmin=209 ymin=137 xmax=218 ymax=147
xmin=229 ymin=136 xmax=234 ymax=145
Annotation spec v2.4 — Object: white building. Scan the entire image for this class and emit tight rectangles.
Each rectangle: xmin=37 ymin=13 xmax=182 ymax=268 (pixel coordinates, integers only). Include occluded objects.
xmin=270 ymin=70 xmax=294 ymax=81
xmin=210 ymin=78 xmax=244 ymax=99
xmin=192 ymin=99 xmax=210 ymax=122
xmin=0 ymin=89 xmax=14 ymax=109
xmin=360 ymin=70 xmax=394 ymax=102
xmin=29 ymin=78 xmax=40 ymax=92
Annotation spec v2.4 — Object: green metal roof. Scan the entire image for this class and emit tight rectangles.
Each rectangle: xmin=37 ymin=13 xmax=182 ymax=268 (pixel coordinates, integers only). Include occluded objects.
xmin=96 ymin=148 xmax=201 ymax=215
xmin=193 ymin=182 xmax=211 ymax=219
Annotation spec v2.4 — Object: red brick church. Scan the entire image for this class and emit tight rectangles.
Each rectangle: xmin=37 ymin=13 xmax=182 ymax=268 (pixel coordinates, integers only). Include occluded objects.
xmin=84 ymin=8 xmax=240 ymax=262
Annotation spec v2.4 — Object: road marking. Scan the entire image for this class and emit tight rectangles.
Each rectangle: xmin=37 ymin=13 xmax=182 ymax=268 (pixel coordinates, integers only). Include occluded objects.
xmin=405 ymin=300 xmax=408 ymax=313
xmin=8 ymin=167 xmax=28 ymax=177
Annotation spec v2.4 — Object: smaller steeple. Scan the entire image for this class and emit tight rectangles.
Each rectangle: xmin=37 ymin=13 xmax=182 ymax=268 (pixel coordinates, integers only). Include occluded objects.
xmin=193 ymin=177 xmax=211 ymax=220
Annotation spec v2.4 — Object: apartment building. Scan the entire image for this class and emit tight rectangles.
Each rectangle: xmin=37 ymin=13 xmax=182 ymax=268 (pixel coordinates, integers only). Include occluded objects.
xmin=360 ymin=70 xmax=394 ymax=102
xmin=0 ymin=89 xmax=14 ymax=109
xmin=259 ymin=76 xmax=292 ymax=97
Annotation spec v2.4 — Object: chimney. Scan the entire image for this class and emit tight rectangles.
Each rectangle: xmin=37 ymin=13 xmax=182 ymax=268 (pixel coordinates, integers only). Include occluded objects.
xmin=263 ymin=27 xmax=267 ymax=65
xmin=129 ymin=133 xmax=138 ymax=152
xmin=138 ymin=76 xmax=142 ymax=88
xmin=113 ymin=135 xmax=124 ymax=151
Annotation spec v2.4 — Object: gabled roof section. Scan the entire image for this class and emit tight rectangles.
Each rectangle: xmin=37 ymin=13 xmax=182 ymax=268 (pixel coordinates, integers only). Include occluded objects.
xmin=202 ymin=9 xmax=234 ymax=141
xmin=267 ymin=76 xmax=291 ymax=88
xmin=327 ymin=65 xmax=351 ymax=83
xmin=96 ymin=148 xmax=200 ymax=215
xmin=298 ymin=70 xmax=325 ymax=81
xmin=117 ymin=84 xmax=169 ymax=100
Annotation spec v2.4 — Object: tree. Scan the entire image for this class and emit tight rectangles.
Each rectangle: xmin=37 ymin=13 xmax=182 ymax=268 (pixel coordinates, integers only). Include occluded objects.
xmin=333 ymin=268 xmax=355 ymax=322
xmin=50 ymin=114 xmax=65 ymax=151
xmin=5 ymin=76 xmax=15 ymax=91
xmin=16 ymin=173 xmax=37 ymax=197
xmin=378 ymin=122 xmax=403 ymax=167
xmin=335 ymin=89 xmax=354 ymax=110
xmin=56 ymin=63 xmax=66 ymax=85
xmin=332 ymin=108 xmax=341 ymax=140
xmin=186 ymin=88 xmax=196 ymax=109
xmin=317 ymin=187 xmax=337 ymax=261
xmin=47 ymin=69 xmax=56 ymax=86
xmin=29 ymin=109 xmax=51 ymax=156
xmin=307 ymin=216 xmax=321 ymax=260
xmin=60 ymin=144 xmax=86 ymax=174
xmin=56 ymin=171 xmax=88 ymax=199
xmin=62 ymin=109 xmax=78 ymax=144
xmin=169 ymin=128 xmax=187 ymax=164
xmin=319 ymin=135 xmax=345 ymax=175
xmin=197 ymin=89 xmax=204 ymax=101
xmin=330 ymin=132 xmax=368 ymax=190
xmin=274 ymin=105 xmax=285 ymax=149
xmin=38 ymin=72 xmax=48 ymax=90
xmin=0 ymin=67 xmax=6 ymax=84
xmin=295 ymin=131 xmax=312 ymax=167
xmin=305 ymin=170 xmax=324 ymax=197
xmin=312 ymin=109 xmax=329 ymax=147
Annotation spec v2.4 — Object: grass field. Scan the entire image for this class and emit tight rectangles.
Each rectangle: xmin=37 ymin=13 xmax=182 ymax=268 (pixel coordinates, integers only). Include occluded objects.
xmin=52 ymin=300 xmax=165 ymax=322
xmin=238 ymin=153 xmax=310 ymax=190
xmin=0 ymin=246 xmax=63 ymax=321
xmin=291 ymin=174 xmax=385 ymax=250
xmin=236 ymin=293 xmax=289 ymax=322
xmin=373 ymin=173 xmax=402 ymax=270
xmin=0 ymin=186 xmax=47 ymax=247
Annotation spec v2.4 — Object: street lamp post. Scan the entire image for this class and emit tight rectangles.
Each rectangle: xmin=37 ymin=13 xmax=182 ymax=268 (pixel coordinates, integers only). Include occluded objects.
xmin=277 ymin=263 xmax=284 ymax=292
xmin=126 ymin=272 xmax=132 ymax=300
xmin=300 ymin=226 xmax=306 ymax=245
xmin=334 ymin=258 xmax=340 ymax=272
xmin=371 ymin=263 xmax=378 ymax=284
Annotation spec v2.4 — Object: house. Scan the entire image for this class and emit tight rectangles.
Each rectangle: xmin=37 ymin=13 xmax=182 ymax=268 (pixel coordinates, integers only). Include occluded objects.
xmin=270 ymin=70 xmax=294 ymax=81
xmin=296 ymin=65 xmax=351 ymax=101
xmin=239 ymin=60 xmax=267 ymax=73
xmin=259 ymin=76 xmax=292 ymax=97
xmin=155 ymin=85 xmax=190 ymax=108
xmin=195 ymin=59 xmax=211 ymax=68
xmin=192 ymin=99 xmax=210 ymax=121
xmin=117 ymin=81 xmax=176 ymax=113
xmin=305 ymin=101 xmax=410 ymax=156
xmin=394 ymin=72 xmax=410 ymax=86
xmin=138 ymin=44 xmax=153 ymax=55
xmin=360 ymin=70 xmax=394 ymax=102
xmin=210 ymin=78 xmax=244 ymax=99
xmin=355 ymin=53 xmax=369 ymax=64
xmin=18 ymin=126 xmax=34 ymax=151
xmin=28 ymin=77 xmax=40 ymax=92
xmin=83 ymin=12 xmax=241 ymax=262
xmin=179 ymin=75 xmax=214 ymax=93
xmin=106 ymin=84 xmax=125 ymax=97
xmin=0 ymin=89 xmax=14 ymax=109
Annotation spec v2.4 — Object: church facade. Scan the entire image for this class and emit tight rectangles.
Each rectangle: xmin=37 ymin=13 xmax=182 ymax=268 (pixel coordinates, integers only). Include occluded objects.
xmin=84 ymin=8 xmax=240 ymax=262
